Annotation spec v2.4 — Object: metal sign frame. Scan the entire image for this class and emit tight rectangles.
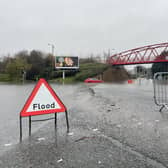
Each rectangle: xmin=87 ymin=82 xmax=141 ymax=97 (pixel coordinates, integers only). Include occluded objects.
xmin=153 ymin=72 xmax=168 ymax=112
xmin=19 ymin=111 xmax=69 ymax=142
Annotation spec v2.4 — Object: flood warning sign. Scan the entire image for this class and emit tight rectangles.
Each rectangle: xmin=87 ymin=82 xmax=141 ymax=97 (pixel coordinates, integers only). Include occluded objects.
xmin=20 ymin=78 xmax=66 ymax=117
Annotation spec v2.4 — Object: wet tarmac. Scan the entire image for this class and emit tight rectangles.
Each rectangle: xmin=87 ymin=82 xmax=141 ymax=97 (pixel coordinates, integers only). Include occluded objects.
xmin=0 ymin=79 xmax=168 ymax=167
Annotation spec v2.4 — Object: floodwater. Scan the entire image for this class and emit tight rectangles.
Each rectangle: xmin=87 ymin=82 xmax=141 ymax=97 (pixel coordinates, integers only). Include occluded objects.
xmin=0 ymin=79 xmax=154 ymax=154
xmin=1 ymin=78 xmax=168 ymax=167
xmin=0 ymin=82 xmax=73 ymax=154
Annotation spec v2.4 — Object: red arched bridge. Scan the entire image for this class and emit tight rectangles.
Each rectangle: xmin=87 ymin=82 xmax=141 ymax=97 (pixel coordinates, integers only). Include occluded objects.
xmin=107 ymin=42 xmax=168 ymax=65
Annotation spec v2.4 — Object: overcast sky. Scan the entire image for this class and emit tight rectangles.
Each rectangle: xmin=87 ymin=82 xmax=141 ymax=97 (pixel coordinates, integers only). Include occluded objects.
xmin=0 ymin=0 xmax=168 ymax=57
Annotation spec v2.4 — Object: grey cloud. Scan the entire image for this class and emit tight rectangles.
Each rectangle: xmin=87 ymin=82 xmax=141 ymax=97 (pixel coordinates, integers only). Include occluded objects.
xmin=0 ymin=0 xmax=168 ymax=56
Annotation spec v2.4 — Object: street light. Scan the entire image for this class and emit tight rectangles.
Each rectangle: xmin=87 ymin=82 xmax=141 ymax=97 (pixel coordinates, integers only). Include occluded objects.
xmin=48 ymin=43 xmax=55 ymax=56
xmin=48 ymin=43 xmax=55 ymax=78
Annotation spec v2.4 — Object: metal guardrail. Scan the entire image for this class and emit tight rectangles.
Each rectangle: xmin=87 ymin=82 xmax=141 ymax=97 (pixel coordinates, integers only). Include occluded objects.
xmin=153 ymin=72 xmax=168 ymax=112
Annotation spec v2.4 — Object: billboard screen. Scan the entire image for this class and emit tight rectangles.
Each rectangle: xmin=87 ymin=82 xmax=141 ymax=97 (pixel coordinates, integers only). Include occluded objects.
xmin=55 ymin=56 xmax=79 ymax=69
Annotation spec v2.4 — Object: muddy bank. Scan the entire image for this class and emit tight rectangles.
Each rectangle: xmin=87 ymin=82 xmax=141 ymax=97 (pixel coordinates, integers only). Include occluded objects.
xmin=101 ymin=66 xmax=130 ymax=82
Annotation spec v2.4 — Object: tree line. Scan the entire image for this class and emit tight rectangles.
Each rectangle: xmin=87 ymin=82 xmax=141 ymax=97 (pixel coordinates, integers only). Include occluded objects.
xmin=0 ymin=49 xmax=167 ymax=82
xmin=0 ymin=50 xmax=58 ymax=81
xmin=0 ymin=50 xmax=100 ymax=82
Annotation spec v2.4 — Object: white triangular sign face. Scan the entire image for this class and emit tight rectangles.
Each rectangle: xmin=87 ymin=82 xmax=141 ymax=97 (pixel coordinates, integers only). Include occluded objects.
xmin=20 ymin=78 xmax=66 ymax=117
xmin=27 ymin=83 xmax=61 ymax=112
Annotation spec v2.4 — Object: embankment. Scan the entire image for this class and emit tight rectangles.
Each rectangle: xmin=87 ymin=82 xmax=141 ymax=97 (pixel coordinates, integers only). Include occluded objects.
xmin=101 ymin=66 xmax=130 ymax=82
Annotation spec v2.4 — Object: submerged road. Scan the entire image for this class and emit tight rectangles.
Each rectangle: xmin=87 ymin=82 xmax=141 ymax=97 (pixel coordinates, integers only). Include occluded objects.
xmin=0 ymin=80 xmax=168 ymax=168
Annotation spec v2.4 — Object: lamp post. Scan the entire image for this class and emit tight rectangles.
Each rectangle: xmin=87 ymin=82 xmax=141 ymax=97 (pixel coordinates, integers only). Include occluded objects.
xmin=48 ymin=43 xmax=55 ymax=78
xmin=48 ymin=43 xmax=55 ymax=56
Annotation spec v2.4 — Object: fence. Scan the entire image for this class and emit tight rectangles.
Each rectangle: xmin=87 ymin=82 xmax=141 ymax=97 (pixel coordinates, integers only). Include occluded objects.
xmin=153 ymin=72 xmax=168 ymax=112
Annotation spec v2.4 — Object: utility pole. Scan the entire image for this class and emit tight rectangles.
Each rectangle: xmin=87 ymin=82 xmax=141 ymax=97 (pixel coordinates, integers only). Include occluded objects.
xmin=106 ymin=48 xmax=115 ymax=62
xmin=48 ymin=43 xmax=55 ymax=78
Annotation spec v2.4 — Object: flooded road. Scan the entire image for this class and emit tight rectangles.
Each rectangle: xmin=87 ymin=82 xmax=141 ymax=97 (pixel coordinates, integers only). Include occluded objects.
xmin=0 ymin=84 xmax=33 ymax=151
xmin=0 ymin=79 xmax=168 ymax=167
xmin=0 ymin=83 xmax=76 ymax=154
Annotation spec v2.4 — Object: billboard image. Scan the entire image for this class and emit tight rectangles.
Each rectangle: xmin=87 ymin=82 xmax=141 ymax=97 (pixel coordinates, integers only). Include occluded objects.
xmin=55 ymin=56 xmax=79 ymax=69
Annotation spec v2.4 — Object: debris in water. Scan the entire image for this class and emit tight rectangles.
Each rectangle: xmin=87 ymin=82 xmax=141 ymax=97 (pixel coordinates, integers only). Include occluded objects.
xmin=75 ymin=136 xmax=96 ymax=142
xmin=116 ymin=124 xmax=122 ymax=128
xmin=68 ymin=132 xmax=74 ymax=136
xmin=37 ymin=137 xmax=45 ymax=141
xmin=93 ymin=128 xmax=98 ymax=132
xmin=4 ymin=143 xmax=12 ymax=147
xmin=57 ymin=158 xmax=63 ymax=163
xmin=111 ymin=104 xmax=115 ymax=106
xmin=137 ymin=122 xmax=142 ymax=126
xmin=89 ymin=88 xmax=95 ymax=95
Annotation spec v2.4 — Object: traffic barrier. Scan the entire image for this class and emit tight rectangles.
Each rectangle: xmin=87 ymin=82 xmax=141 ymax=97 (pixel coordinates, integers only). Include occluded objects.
xmin=153 ymin=72 xmax=168 ymax=112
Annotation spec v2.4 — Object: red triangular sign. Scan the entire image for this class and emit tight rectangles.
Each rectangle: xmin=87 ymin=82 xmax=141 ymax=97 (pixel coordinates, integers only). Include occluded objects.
xmin=20 ymin=78 xmax=66 ymax=117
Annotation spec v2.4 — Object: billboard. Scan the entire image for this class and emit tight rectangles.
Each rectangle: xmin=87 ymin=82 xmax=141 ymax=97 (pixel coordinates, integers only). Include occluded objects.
xmin=55 ymin=56 xmax=79 ymax=69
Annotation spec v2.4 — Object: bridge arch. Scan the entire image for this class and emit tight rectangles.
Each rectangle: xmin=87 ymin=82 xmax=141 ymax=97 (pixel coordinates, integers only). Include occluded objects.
xmin=107 ymin=42 xmax=168 ymax=65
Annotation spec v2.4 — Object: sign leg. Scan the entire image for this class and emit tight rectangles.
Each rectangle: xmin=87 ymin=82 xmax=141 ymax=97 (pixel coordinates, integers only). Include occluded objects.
xmin=65 ymin=110 xmax=69 ymax=133
xmin=29 ymin=116 xmax=31 ymax=137
xmin=20 ymin=116 xmax=22 ymax=142
xmin=55 ymin=113 xmax=57 ymax=131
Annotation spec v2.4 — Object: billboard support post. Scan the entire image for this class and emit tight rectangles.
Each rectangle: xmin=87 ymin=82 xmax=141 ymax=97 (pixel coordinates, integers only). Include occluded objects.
xmin=62 ymin=70 xmax=65 ymax=84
